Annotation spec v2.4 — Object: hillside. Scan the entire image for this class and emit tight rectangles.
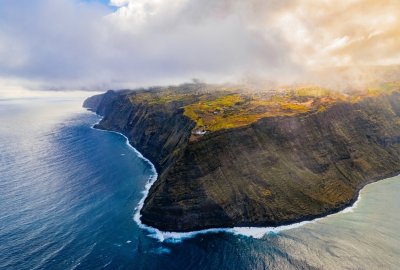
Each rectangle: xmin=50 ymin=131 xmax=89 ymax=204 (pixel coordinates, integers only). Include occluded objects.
xmin=84 ymin=83 xmax=400 ymax=232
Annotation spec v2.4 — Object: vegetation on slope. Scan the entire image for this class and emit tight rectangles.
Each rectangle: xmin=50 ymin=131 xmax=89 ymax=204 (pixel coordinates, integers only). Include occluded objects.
xmin=125 ymin=82 xmax=400 ymax=139
xmin=86 ymin=79 xmax=400 ymax=232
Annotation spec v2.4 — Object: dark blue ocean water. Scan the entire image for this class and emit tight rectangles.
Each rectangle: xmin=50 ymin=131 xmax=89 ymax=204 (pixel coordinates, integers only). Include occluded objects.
xmin=1 ymin=97 xmax=400 ymax=270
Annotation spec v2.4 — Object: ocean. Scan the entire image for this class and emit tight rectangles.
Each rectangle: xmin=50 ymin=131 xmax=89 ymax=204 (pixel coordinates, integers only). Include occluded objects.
xmin=0 ymin=96 xmax=399 ymax=270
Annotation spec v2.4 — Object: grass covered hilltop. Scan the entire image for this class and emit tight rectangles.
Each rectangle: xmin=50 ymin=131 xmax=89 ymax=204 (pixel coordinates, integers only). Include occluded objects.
xmin=85 ymin=82 xmax=400 ymax=232
xmin=128 ymin=82 xmax=400 ymax=138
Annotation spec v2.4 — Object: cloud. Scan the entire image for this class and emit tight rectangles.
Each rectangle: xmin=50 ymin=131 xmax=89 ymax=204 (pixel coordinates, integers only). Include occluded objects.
xmin=0 ymin=0 xmax=110 ymax=87
xmin=277 ymin=0 xmax=400 ymax=67
xmin=0 ymin=0 xmax=399 ymax=91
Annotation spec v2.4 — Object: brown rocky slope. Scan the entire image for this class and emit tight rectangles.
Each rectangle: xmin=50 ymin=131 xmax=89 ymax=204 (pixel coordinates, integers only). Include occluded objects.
xmin=84 ymin=85 xmax=400 ymax=232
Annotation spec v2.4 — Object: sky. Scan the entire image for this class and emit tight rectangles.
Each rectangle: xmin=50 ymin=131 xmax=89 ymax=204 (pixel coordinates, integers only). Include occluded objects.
xmin=0 ymin=0 xmax=399 ymax=94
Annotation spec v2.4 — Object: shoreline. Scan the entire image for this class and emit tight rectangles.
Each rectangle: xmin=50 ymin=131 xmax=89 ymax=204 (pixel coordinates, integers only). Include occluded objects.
xmin=87 ymin=111 xmax=398 ymax=243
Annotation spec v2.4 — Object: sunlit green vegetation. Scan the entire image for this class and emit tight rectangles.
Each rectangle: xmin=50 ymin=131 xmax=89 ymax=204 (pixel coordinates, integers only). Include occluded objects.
xmin=129 ymin=89 xmax=192 ymax=105
xmin=183 ymin=86 xmax=342 ymax=133
xmin=127 ymin=82 xmax=400 ymax=138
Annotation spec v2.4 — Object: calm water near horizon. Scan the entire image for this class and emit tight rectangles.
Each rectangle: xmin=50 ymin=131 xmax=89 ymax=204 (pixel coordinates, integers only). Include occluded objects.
xmin=1 ymin=97 xmax=399 ymax=269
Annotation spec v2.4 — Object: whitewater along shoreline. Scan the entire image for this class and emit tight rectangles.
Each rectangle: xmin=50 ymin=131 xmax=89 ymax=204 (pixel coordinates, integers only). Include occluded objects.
xmin=83 ymin=88 xmax=400 ymax=234
xmin=86 ymin=109 xmax=400 ymax=242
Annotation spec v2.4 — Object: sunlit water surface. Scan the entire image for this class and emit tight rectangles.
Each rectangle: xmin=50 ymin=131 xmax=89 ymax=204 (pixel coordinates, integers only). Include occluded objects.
xmin=0 ymin=97 xmax=399 ymax=269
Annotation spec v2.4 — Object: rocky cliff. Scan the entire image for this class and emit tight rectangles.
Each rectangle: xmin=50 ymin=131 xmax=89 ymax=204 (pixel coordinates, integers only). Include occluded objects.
xmin=84 ymin=86 xmax=400 ymax=232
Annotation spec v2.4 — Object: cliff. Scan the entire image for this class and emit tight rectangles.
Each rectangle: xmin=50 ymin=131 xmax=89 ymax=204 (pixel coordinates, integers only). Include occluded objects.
xmin=84 ymin=85 xmax=400 ymax=232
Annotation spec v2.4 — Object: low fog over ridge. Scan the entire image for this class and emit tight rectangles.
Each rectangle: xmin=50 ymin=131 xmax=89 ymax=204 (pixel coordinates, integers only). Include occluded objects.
xmin=0 ymin=0 xmax=400 ymax=93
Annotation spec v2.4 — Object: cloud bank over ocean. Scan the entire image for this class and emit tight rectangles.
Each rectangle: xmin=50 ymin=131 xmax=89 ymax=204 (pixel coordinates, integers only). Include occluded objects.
xmin=0 ymin=0 xmax=399 ymax=92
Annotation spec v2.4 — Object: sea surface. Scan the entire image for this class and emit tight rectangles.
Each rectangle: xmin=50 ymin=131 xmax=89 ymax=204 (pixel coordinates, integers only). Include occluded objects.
xmin=1 ymin=96 xmax=400 ymax=270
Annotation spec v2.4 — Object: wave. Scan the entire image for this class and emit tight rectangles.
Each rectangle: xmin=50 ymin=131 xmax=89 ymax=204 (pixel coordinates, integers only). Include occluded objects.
xmin=90 ymin=114 xmax=362 ymax=243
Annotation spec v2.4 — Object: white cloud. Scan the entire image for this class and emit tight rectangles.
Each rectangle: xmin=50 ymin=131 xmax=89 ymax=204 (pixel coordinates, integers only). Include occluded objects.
xmin=0 ymin=0 xmax=399 ymax=92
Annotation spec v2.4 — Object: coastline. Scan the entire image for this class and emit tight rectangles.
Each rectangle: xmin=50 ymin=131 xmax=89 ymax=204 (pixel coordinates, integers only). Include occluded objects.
xmin=87 ymin=110 xmax=398 ymax=243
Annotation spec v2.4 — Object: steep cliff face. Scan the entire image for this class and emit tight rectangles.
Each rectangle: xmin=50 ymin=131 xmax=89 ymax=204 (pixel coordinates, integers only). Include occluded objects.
xmin=84 ymin=90 xmax=400 ymax=232
xmin=84 ymin=90 xmax=195 ymax=178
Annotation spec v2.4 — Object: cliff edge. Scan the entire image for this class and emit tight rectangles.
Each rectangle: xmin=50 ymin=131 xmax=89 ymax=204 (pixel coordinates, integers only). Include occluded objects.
xmin=84 ymin=84 xmax=400 ymax=232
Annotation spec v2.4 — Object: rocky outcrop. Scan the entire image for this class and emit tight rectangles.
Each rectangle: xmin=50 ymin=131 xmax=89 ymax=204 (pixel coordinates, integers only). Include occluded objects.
xmin=84 ymin=90 xmax=400 ymax=232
